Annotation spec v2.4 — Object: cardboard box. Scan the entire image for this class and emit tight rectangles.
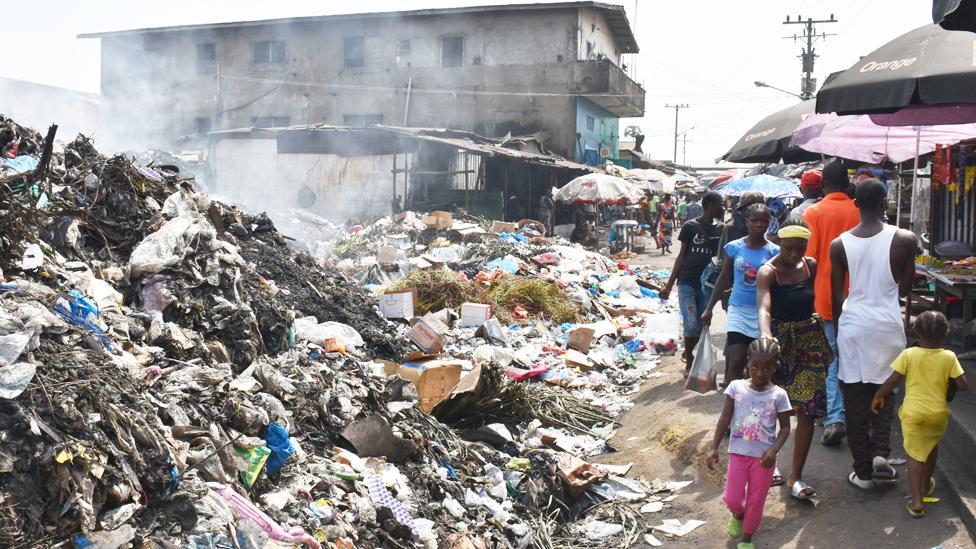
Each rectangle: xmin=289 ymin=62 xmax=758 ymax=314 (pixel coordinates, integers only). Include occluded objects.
xmin=421 ymin=211 xmax=453 ymax=230
xmin=394 ymin=353 xmax=464 ymax=412
xmin=566 ymin=327 xmax=595 ymax=352
xmin=564 ymin=349 xmax=593 ymax=370
xmin=491 ymin=220 xmax=518 ymax=234
xmin=407 ymin=314 xmax=450 ymax=354
xmin=459 ymin=302 xmax=492 ymax=328
xmin=379 ymin=289 xmax=416 ymax=319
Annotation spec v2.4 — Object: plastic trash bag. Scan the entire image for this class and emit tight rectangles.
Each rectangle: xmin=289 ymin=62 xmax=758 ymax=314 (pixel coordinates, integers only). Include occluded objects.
xmin=293 ymin=317 xmax=364 ymax=348
xmin=685 ymin=331 xmax=717 ymax=393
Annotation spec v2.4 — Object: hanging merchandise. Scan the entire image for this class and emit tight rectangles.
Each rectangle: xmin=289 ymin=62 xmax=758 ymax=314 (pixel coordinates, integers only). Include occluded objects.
xmin=965 ymin=166 xmax=976 ymax=196
xmin=956 ymin=146 xmax=968 ymax=205
xmin=932 ymin=145 xmax=945 ymax=188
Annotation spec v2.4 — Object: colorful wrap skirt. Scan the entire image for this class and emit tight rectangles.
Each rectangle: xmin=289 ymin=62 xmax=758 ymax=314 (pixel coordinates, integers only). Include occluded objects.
xmin=771 ymin=316 xmax=831 ymax=418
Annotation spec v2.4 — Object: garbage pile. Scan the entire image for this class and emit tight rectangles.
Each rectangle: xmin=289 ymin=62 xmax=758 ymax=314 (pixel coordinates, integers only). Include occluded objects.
xmin=0 ymin=114 xmax=694 ymax=548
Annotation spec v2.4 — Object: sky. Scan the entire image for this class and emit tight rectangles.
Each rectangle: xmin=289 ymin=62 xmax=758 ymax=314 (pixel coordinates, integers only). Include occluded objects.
xmin=0 ymin=0 xmax=932 ymax=165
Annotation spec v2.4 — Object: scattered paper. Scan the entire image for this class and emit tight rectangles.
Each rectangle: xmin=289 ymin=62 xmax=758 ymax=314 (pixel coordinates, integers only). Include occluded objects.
xmin=665 ymin=480 xmax=693 ymax=491
xmin=640 ymin=501 xmax=664 ymax=513
xmin=595 ymin=462 xmax=633 ymax=476
xmin=652 ymin=519 xmax=706 ymax=537
xmin=644 ymin=533 xmax=663 ymax=547
xmin=662 ymin=495 xmax=679 ymax=502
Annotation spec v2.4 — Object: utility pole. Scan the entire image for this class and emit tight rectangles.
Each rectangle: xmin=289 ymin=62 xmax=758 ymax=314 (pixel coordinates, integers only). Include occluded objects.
xmin=682 ymin=134 xmax=692 ymax=166
xmin=783 ymin=14 xmax=838 ymax=100
xmin=664 ymin=104 xmax=689 ymax=163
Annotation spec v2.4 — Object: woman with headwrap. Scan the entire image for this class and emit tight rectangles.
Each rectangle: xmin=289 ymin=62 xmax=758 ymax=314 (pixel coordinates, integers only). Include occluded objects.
xmin=756 ymin=216 xmax=831 ymax=501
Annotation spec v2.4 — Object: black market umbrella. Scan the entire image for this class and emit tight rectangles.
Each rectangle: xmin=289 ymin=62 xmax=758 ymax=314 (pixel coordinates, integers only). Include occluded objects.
xmin=816 ymin=24 xmax=976 ymax=115
xmin=934 ymin=0 xmax=976 ymax=32
xmin=719 ymin=99 xmax=820 ymax=163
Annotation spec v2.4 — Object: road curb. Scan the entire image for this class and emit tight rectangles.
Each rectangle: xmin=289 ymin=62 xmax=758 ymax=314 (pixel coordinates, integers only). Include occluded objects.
xmin=939 ymin=413 xmax=976 ymax=538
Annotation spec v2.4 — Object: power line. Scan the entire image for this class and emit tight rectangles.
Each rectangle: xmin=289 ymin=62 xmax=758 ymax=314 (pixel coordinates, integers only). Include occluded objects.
xmin=664 ymin=104 xmax=690 ymax=163
xmin=782 ymin=14 xmax=839 ymax=99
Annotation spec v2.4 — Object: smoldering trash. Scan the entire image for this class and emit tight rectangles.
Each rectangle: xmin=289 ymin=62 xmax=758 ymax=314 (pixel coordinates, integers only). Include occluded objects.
xmin=0 ymin=114 xmax=695 ymax=548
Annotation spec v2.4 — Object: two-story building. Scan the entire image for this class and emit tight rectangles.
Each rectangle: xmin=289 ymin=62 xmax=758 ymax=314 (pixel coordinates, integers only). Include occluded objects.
xmin=80 ymin=2 xmax=643 ymax=164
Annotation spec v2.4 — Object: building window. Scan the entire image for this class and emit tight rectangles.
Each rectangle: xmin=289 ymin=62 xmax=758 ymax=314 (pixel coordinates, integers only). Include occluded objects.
xmin=441 ymin=36 xmax=464 ymax=68
xmin=586 ymin=116 xmax=595 ymax=131
xmin=196 ymin=43 xmax=216 ymax=73
xmin=252 ymin=41 xmax=286 ymax=64
xmin=194 ymin=117 xmax=212 ymax=135
xmin=252 ymin=116 xmax=290 ymax=128
xmin=344 ymin=37 xmax=365 ymax=68
xmin=197 ymin=43 xmax=216 ymax=63
xmin=396 ymin=39 xmax=411 ymax=57
xmin=343 ymin=114 xmax=383 ymax=128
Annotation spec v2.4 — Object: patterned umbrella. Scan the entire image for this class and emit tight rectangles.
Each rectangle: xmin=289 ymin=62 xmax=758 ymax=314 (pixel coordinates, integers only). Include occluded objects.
xmin=716 ymin=174 xmax=801 ymax=199
xmin=553 ymin=173 xmax=645 ymax=205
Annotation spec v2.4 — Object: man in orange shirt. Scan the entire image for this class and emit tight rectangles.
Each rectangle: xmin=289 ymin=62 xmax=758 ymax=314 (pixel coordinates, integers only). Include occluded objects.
xmin=802 ymin=161 xmax=859 ymax=446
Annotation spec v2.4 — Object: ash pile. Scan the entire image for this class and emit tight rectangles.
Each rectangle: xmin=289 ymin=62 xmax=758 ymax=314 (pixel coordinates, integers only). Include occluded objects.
xmin=0 ymin=114 xmax=696 ymax=549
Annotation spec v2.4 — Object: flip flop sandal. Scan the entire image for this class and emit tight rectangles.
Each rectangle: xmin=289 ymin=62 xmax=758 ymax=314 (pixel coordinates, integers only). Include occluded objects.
xmin=906 ymin=502 xmax=925 ymax=518
xmin=790 ymin=480 xmax=816 ymax=500
xmin=871 ymin=463 xmax=898 ymax=481
xmin=771 ymin=467 xmax=785 ymax=487
xmin=925 ymin=477 xmax=936 ymax=497
xmin=738 ymin=543 xmax=756 ymax=549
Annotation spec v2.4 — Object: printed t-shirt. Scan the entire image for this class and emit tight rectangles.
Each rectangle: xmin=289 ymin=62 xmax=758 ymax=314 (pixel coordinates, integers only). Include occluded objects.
xmin=725 ymin=379 xmax=792 ymax=458
xmin=724 ymin=238 xmax=780 ymax=309
xmin=676 ymin=217 xmax=725 ymax=288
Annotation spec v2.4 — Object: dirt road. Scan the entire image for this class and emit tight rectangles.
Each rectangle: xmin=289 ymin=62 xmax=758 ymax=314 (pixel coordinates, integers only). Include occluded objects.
xmin=600 ymin=247 xmax=975 ymax=548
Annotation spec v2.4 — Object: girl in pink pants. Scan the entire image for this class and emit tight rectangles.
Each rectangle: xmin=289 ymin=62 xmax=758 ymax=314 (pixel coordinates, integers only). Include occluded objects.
xmin=707 ymin=338 xmax=792 ymax=549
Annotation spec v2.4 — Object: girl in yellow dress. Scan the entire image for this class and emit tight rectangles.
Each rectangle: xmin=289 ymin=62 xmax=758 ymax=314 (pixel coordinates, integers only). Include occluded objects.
xmin=871 ymin=311 xmax=969 ymax=518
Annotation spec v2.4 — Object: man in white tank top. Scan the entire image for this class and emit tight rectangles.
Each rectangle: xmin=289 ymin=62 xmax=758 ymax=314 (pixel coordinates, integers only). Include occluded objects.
xmin=829 ymin=179 xmax=917 ymax=489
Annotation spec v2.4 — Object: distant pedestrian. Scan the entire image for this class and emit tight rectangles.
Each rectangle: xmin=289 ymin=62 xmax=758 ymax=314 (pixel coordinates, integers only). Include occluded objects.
xmin=803 ymin=161 xmax=859 ymax=447
xmin=871 ymin=311 xmax=969 ymax=517
xmin=677 ymin=195 xmax=688 ymax=226
xmin=657 ymin=193 xmax=676 ymax=254
xmin=537 ymin=191 xmax=555 ymax=236
xmin=707 ymin=338 xmax=792 ymax=549
xmin=649 ymin=193 xmax=661 ymax=245
xmin=829 ymin=178 xmax=918 ymax=490
xmin=659 ymin=192 xmax=726 ymax=373
xmin=683 ymin=194 xmax=704 ymax=223
xmin=791 ymin=169 xmax=823 ymax=218
xmin=702 ymin=203 xmax=779 ymax=384
xmin=756 ymin=217 xmax=831 ymax=501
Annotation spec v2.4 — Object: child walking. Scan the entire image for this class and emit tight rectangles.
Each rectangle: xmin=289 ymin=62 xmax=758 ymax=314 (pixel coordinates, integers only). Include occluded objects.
xmin=871 ymin=311 xmax=969 ymax=517
xmin=707 ymin=338 xmax=792 ymax=548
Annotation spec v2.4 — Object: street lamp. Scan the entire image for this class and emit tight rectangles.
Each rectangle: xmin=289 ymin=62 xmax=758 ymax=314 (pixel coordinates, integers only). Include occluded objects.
xmin=754 ymin=81 xmax=805 ymax=100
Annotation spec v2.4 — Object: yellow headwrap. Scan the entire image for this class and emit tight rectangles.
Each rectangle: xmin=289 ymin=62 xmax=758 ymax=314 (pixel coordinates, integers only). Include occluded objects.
xmin=778 ymin=225 xmax=811 ymax=240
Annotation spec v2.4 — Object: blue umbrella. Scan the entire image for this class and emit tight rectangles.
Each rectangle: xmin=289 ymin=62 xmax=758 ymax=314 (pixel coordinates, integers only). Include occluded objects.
xmin=716 ymin=174 xmax=801 ymax=199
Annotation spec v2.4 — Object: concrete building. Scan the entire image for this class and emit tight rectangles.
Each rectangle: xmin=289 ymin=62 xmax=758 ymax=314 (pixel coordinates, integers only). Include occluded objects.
xmin=80 ymin=2 xmax=643 ymax=162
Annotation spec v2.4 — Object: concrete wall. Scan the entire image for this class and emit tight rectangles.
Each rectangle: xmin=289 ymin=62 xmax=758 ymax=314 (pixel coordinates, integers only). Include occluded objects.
xmin=211 ymin=137 xmax=405 ymax=221
xmin=96 ymin=7 xmax=638 ymax=157
xmin=575 ymin=97 xmax=619 ymax=164
xmin=577 ymin=7 xmax=622 ymax=64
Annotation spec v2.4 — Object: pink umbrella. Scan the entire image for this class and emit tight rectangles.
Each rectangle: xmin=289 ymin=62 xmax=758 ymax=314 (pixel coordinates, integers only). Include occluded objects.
xmin=790 ymin=113 xmax=976 ymax=163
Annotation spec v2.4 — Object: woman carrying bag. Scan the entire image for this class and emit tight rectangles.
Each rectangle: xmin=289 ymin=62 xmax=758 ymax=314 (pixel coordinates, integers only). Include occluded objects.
xmin=755 ymin=217 xmax=832 ymax=500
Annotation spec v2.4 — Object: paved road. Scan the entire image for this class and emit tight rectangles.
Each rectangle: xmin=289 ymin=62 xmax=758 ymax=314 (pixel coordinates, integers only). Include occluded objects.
xmin=594 ymin=247 xmax=975 ymax=548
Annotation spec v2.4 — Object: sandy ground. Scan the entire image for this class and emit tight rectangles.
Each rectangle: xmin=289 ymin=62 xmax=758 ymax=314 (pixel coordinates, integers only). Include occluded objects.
xmin=593 ymin=245 xmax=975 ymax=548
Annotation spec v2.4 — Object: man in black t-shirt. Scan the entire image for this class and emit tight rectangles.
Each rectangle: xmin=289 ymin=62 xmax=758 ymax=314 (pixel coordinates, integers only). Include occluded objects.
xmin=660 ymin=192 xmax=725 ymax=372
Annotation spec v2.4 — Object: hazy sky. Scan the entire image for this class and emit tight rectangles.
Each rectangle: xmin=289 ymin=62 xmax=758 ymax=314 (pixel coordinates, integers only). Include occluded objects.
xmin=0 ymin=0 xmax=931 ymax=164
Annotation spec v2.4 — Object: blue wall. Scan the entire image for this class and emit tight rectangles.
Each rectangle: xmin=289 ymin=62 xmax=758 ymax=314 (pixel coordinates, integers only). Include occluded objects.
xmin=575 ymin=98 xmax=619 ymax=165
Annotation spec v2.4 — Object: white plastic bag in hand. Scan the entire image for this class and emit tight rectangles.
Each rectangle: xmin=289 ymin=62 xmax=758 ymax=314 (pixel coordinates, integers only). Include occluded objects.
xmin=685 ymin=331 xmax=717 ymax=393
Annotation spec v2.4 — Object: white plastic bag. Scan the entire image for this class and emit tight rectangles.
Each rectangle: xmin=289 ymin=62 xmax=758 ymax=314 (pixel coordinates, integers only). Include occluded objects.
xmin=294 ymin=316 xmax=365 ymax=348
xmin=684 ymin=331 xmax=717 ymax=393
